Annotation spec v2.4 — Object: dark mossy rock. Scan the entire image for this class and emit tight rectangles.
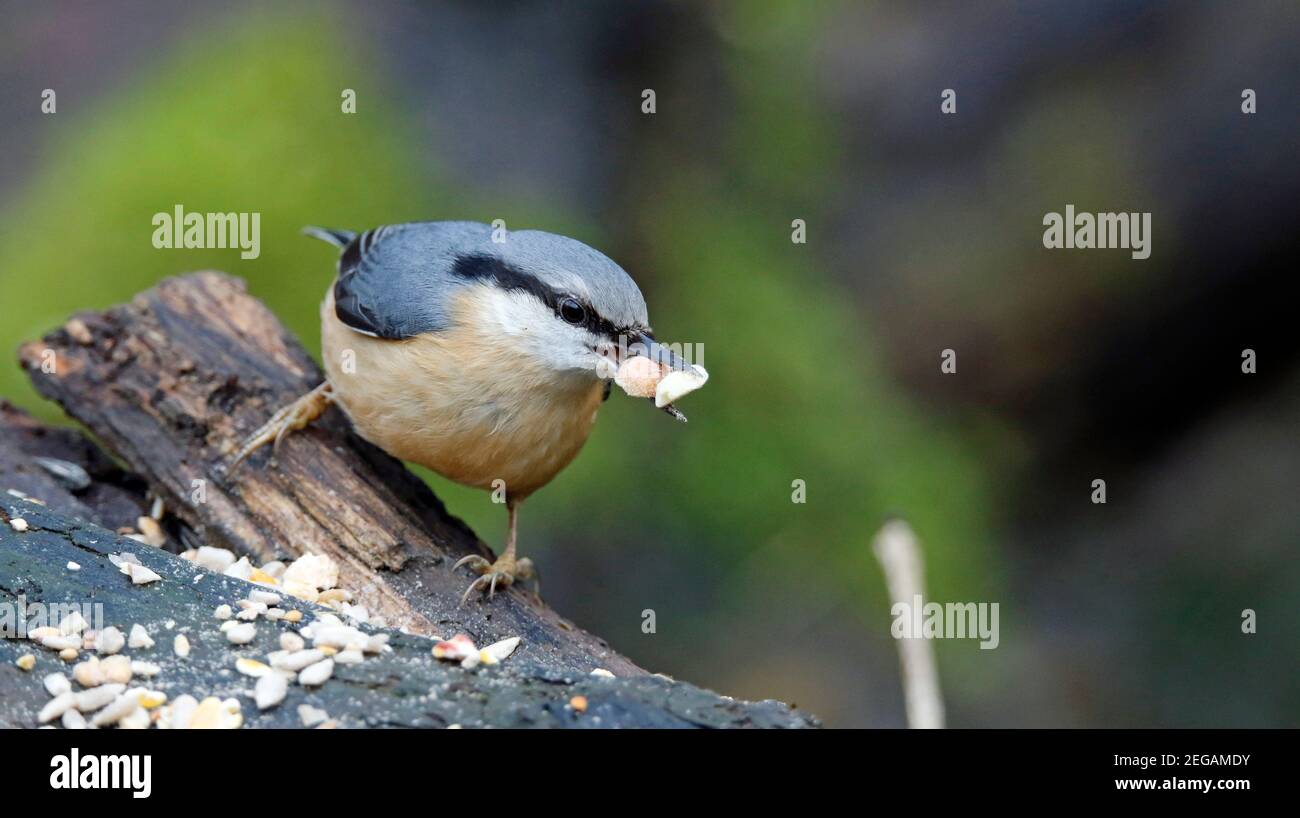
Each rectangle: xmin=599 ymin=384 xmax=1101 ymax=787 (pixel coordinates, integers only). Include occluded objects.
xmin=0 ymin=495 xmax=816 ymax=728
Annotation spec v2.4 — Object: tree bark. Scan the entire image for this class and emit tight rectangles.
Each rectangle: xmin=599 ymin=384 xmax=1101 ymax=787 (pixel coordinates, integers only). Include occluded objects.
xmin=16 ymin=272 xmax=642 ymax=678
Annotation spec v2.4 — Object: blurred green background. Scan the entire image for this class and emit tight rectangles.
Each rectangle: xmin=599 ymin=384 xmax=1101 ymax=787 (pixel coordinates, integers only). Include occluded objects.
xmin=1 ymin=0 xmax=1297 ymax=726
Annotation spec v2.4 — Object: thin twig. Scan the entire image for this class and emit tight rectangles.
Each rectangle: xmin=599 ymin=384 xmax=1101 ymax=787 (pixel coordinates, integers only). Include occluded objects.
xmin=872 ymin=519 xmax=945 ymax=729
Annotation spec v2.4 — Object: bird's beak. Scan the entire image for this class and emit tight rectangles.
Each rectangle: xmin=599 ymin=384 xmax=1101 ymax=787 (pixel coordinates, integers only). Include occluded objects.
xmin=623 ymin=331 xmax=694 ymax=372
xmin=622 ymin=331 xmax=704 ymax=422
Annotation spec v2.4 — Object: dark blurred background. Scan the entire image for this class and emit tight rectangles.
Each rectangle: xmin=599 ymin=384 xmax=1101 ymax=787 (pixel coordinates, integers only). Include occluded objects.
xmin=1 ymin=0 xmax=1296 ymax=727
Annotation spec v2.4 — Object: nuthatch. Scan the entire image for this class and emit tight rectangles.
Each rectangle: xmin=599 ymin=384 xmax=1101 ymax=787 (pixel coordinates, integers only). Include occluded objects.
xmin=233 ymin=221 xmax=707 ymax=603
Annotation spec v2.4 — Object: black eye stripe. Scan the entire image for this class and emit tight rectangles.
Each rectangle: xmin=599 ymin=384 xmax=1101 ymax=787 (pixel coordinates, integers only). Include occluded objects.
xmin=451 ymin=253 xmax=624 ymax=339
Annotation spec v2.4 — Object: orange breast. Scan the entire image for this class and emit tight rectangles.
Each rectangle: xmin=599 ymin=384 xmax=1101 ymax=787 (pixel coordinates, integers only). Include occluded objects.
xmin=320 ymin=286 xmax=605 ymax=499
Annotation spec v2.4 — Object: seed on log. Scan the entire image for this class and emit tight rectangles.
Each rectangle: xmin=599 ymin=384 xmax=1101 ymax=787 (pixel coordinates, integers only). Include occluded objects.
xmin=298 ymin=658 xmax=334 ymax=687
xmin=255 ymin=673 xmax=288 ymax=710
xmin=128 ymin=624 xmax=154 ymax=649
xmin=225 ymin=622 xmax=256 ymax=645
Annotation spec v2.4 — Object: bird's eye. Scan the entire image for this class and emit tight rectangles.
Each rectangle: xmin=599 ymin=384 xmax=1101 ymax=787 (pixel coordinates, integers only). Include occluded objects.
xmin=559 ymin=297 xmax=587 ymax=326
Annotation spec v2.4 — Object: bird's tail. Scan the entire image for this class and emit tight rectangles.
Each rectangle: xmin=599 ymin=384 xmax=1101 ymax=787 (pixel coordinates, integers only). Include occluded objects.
xmin=302 ymin=226 xmax=357 ymax=248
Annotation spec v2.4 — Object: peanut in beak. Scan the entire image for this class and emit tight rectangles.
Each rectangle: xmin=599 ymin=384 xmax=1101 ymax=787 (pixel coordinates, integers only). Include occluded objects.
xmin=612 ymin=354 xmax=708 ymax=421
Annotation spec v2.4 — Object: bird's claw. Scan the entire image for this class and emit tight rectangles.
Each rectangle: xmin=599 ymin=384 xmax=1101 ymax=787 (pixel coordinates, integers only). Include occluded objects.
xmin=229 ymin=383 xmax=332 ymax=474
xmin=456 ymin=553 xmax=535 ymax=604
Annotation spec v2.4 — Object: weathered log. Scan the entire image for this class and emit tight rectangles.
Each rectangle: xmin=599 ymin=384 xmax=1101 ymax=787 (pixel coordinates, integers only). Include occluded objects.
xmin=0 ymin=400 xmax=150 ymax=531
xmin=0 ymin=494 xmax=815 ymax=728
xmin=16 ymin=272 xmax=638 ymax=677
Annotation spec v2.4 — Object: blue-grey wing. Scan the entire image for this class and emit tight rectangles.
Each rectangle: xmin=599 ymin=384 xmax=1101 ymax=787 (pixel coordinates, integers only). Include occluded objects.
xmin=327 ymin=221 xmax=492 ymax=340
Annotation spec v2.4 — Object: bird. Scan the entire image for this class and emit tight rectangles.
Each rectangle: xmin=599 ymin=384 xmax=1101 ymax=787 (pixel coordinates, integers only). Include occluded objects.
xmin=230 ymin=221 xmax=705 ymax=603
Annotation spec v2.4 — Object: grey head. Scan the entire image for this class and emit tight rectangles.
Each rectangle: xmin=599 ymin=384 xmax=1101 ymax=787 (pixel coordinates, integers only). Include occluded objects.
xmin=307 ymin=221 xmax=687 ymax=379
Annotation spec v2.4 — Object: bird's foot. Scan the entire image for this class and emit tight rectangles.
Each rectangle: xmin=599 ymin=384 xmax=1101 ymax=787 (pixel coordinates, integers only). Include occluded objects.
xmin=229 ymin=382 xmax=333 ymax=473
xmin=454 ymin=552 xmax=536 ymax=604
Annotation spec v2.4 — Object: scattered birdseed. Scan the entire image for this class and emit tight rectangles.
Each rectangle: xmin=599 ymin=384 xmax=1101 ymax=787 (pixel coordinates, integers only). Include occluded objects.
xmin=173 ymin=634 xmax=191 ymax=658
xmin=73 ymin=658 xmax=105 ymax=688
xmin=254 ymin=673 xmax=288 ymax=710
xmin=74 ymin=683 xmax=125 ymax=713
xmin=39 ymin=692 xmax=75 ymax=724
xmin=150 ymin=496 xmax=165 ymax=520
xmin=260 ymin=560 xmax=286 ymax=579
xmin=482 ymin=637 xmax=521 ymax=663
xmin=119 ymin=706 xmax=151 ymax=730
xmin=248 ymin=589 xmax=281 ymax=606
xmin=214 ymin=604 xmax=233 ymax=620
xmin=91 ymin=689 xmax=145 ymax=727
xmin=130 ymin=660 xmax=161 ymax=678
xmin=44 ymin=673 xmax=71 ymax=697
xmin=120 ymin=562 xmax=162 ymax=585
xmin=9 ymin=517 xmax=28 ymax=532
xmin=95 ymin=626 xmax=125 ymax=655
xmin=298 ymin=704 xmax=329 ymax=727
xmin=160 ymin=695 xmax=198 ymax=729
xmin=312 ymin=624 xmax=369 ymax=651
xmin=59 ymin=648 xmax=79 ymax=662
xmin=61 ymin=709 xmax=87 ymax=730
xmin=193 ymin=546 xmax=236 ymax=572
xmin=282 ymin=553 xmax=339 ymax=590
xmin=223 ymin=556 xmax=253 ymax=580
xmin=137 ymin=516 xmax=166 ymax=547
xmin=59 ymin=611 xmax=89 ymax=636
xmin=225 ymin=622 xmax=256 ymax=645
xmin=344 ymin=605 xmax=371 ymax=625
xmin=40 ymin=633 xmax=81 ymax=651
xmin=101 ymin=655 xmax=133 ymax=684
xmin=283 ymin=610 xmax=303 ymax=623
xmin=298 ymin=658 xmax=335 ymax=686
xmin=128 ymin=624 xmax=154 ymax=649
xmin=334 ymin=649 xmax=364 ymax=665
xmin=272 ymin=648 xmax=326 ymax=672
xmin=236 ymin=657 xmax=272 ymax=678
xmin=236 ymin=608 xmax=260 ymax=622
xmin=16 ymin=654 xmax=35 ymax=671
xmin=282 ymin=580 xmax=318 ymax=602
xmin=265 ymin=608 xmax=285 ymax=621
xmin=569 ymin=695 xmax=589 ymax=713
xmin=186 ymin=696 xmax=244 ymax=729
xmin=248 ymin=567 xmax=279 ymax=586
xmin=139 ymin=690 xmax=167 ymax=709
xmin=590 ymin=668 xmax=615 ymax=678
xmin=280 ymin=632 xmax=305 ymax=652
xmin=67 ymin=561 xmax=80 ymax=571
xmin=432 ymin=634 xmax=477 ymax=662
